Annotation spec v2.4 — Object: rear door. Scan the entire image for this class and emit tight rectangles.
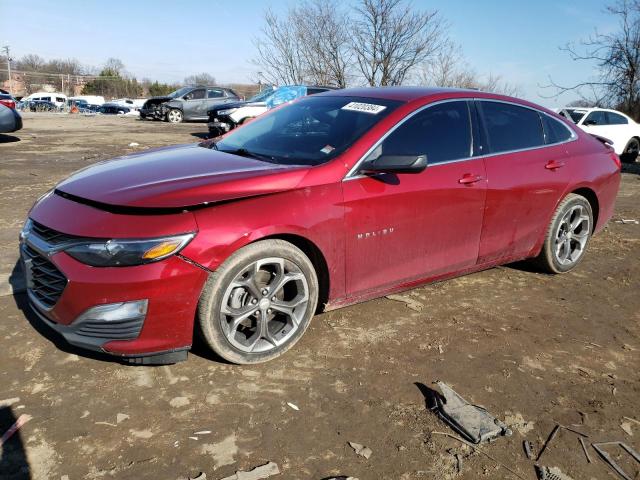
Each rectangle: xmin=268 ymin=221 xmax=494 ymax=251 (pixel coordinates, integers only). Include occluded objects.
xmin=343 ymin=100 xmax=487 ymax=297
xmin=206 ymin=88 xmax=232 ymax=112
xmin=182 ymin=88 xmax=206 ymax=119
xmin=476 ymin=100 xmax=574 ymax=263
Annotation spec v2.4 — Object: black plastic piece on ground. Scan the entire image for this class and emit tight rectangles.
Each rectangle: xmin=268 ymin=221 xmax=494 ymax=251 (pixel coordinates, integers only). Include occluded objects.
xmin=122 ymin=349 xmax=188 ymax=365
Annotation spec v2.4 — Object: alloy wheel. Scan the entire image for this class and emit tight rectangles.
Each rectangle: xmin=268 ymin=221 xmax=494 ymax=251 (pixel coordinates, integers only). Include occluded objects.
xmin=554 ymin=204 xmax=590 ymax=266
xmin=167 ymin=110 xmax=183 ymax=123
xmin=220 ymin=257 xmax=309 ymax=353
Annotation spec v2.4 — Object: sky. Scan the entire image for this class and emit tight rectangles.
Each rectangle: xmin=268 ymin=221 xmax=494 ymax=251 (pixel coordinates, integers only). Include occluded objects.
xmin=1 ymin=0 xmax=615 ymax=107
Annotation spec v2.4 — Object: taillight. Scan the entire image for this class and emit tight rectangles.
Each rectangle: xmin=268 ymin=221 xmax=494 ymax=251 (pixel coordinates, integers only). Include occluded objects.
xmin=0 ymin=99 xmax=16 ymax=109
xmin=610 ymin=151 xmax=621 ymax=170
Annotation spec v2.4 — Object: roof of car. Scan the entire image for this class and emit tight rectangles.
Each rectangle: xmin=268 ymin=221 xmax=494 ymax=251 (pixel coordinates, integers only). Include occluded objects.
xmin=315 ymin=86 xmax=491 ymax=102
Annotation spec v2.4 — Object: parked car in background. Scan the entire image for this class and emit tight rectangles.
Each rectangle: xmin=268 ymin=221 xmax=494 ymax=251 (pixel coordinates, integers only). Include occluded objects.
xmin=207 ymin=85 xmax=336 ymax=136
xmin=20 ymin=87 xmax=620 ymax=365
xmin=98 ymin=103 xmax=134 ymax=115
xmin=559 ymin=107 xmax=640 ymax=162
xmin=0 ymin=92 xmax=17 ymax=110
xmin=28 ymin=100 xmax=59 ymax=112
xmin=110 ymin=98 xmax=147 ymax=111
xmin=0 ymin=103 xmax=22 ymax=133
xmin=69 ymin=95 xmax=105 ymax=106
xmin=21 ymin=92 xmax=68 ymax=109
xmin=140 ymin=86 xmax=240 ymax=123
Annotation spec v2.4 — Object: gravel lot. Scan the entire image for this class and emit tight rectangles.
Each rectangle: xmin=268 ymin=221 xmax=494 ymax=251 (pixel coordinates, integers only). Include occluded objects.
xmin=0 ymin=113 xmax=639 ymax=480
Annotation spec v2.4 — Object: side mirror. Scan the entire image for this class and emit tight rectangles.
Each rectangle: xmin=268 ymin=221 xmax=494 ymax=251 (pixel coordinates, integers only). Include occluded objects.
xmin=361 ymin=154 xmax=428 ymax=174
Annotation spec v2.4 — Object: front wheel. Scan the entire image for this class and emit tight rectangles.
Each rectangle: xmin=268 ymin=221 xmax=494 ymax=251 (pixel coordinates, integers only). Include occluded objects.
xmin=197 ymin=240 xmax=319 ymax=364
xmin=166 ymin=109 xmax=183 ymax=123
xmin=620 ymin=138 xmax=639 ymax=163
xmin=533 ymin=193 xmax=593 ymax=273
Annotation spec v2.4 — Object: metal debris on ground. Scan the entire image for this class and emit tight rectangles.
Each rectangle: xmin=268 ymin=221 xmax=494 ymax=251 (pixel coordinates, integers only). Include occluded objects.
xmin=523 ymin=440 xmax=533 ymax=460
xmin=615 ymin=219 xmax=639 ymax=224
xmin=592 ymin=442 xmax=640 ymax=480
xmin=535 ymin=466 xmax=575 ymax=480
xmin=385 ymin=294 xmax=424 ymax=312
xmin=0 ymin=414 xmax=32 ymax=446
xmin=320 ymin=477 xmax=358 ymax=480
xmin=578 ymin=437 xmax=591 ymax=463
xmin=218 ymin=462 xmax=280 ymax=480
xmin=536 ymin=425 xmax=560 ymax=461
xmin=432 ymin=381 xmax=511 ymax=444
xmin=348 ymin=441 xmax=373 ymax=459
xmin=286 ymin=402 xmax=299 ymax=411
xmin=194 ymin=430 xmax=212 ymax=435
xmin=128 ymin=142 xmax=140 ymax=147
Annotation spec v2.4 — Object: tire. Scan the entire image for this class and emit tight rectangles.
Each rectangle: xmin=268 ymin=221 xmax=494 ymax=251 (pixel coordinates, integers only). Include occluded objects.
xmin=620 ymin=138 xmax=639 ymax=163
xmin=166 ymin=109 xmax=183 ymax=123
xmin=533 ymin=193 xmax=593 ymax=274
xmin=197 ymin=239 xmax=319 ymax=364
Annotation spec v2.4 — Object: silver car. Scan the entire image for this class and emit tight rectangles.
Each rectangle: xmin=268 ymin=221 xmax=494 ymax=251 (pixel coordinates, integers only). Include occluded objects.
xmin=140 ymin=86 xmax=240 ymax=123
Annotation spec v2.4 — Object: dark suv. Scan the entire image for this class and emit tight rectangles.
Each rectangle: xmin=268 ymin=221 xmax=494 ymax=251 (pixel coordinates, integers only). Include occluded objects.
xmin=140 ymin=86 xmax=240 ymax=123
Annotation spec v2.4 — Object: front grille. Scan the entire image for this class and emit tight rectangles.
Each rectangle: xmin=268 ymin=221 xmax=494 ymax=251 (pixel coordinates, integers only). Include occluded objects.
xmin=76 ymin=318 xmax=144 ymax=340
xmin=22 ymin=244 xmax=67 ymax=309
xmin=31 ymin=220 xmax=78 ymax=245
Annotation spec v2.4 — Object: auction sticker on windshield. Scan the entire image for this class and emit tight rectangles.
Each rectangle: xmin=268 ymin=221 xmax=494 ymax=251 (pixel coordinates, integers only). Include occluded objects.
xmin=341 ymin=102 xmax=387 ymax=114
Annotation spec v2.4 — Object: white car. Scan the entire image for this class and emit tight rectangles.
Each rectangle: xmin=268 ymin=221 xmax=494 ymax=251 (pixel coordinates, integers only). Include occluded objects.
xmin=559 ymin=107 xmax=639 ymax=162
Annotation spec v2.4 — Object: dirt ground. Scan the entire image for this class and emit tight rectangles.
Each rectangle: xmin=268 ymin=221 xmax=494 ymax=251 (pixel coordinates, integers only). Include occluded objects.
xmin=0 ymin=113 xmax=638 ymax=480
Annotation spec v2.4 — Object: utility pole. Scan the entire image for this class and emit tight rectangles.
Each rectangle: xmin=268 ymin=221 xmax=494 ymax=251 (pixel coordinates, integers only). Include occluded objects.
xmin=1 ymin=45 xmax=12 ymax=95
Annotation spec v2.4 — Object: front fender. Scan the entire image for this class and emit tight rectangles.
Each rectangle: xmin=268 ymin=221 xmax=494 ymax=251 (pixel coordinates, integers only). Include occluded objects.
xmin=180 ymin=184 xmax=346 ymax=301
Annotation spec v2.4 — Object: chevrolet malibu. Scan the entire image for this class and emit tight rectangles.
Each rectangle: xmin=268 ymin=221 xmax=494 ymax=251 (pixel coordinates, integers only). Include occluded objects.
xmin=20 ymin=87 xmax=621 ymax=365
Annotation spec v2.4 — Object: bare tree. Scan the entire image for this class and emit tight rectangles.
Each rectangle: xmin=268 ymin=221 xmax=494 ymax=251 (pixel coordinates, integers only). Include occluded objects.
xmin=352 ymin=0 xmax=447 ymax=86
xmin=419 ymin=41 xmax=521 ymax=96
xmin=252 ymin=8 xmax=307 ymax=85
xmin=184 ymin=72 xmax=217 ymax=86
xmin=291 ymin=0 xmax=352 ymax=87
xmin=544 ymin=0 xmax=640 ymax=117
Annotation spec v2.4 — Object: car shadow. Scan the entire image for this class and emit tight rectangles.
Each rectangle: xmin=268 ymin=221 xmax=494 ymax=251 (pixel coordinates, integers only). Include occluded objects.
xmin=0 ymin=406 xmax=31 ymax=480
xmin=9 ymin=261 xmax=128 ymax=364
xmin=0 ymin=134 xmax=21 ymax=144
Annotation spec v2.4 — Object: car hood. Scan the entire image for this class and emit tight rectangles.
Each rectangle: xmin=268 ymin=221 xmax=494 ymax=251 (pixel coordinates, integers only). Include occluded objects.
xmin=56 ymin=144 xmax=310 ymax=209
xmin=143 ymin=96 xmax=173 ymax=107
xmin=208 ymin=101 xmax=265 ymax=115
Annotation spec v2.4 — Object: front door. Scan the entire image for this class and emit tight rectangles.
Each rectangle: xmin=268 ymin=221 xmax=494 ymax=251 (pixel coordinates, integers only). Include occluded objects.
xmin=343 ymin=100 xmax=487 ymax=298
xmin=182 ymin=88 xmax=206 ymax=119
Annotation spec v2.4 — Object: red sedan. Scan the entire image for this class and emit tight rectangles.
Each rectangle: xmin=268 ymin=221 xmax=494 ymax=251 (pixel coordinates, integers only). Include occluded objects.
xmin=20 ymin=87 xmax=621 ymax=364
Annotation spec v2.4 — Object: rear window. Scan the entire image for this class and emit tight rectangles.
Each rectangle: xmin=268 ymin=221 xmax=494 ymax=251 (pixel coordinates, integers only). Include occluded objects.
xmin=480 ymin=101 xmax=545 ymax=153
xmin=541 ymin=114 xmax=574 ymax=144
xmin=606 ymin=112 xmax=628 ymax=125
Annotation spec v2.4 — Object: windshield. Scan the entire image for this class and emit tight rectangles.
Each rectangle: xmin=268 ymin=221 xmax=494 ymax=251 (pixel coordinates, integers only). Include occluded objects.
xmin=214 ymin=96 xmax=402 ymax=166
xmin=168 ymin=87 xmax=192 ymax=99
xmin=248 ymin=88 xmax=276 ymax=103
xmin=562 ymin=109 xmax=587 ymax=123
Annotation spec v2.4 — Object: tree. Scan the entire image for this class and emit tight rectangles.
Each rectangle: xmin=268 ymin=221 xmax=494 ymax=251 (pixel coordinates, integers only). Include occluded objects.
xmin=184 ymin=73 xmax=216 ymax=86
xmin=143 ymin=79 xmax=180 ymax=96
xmin=419 ymin=42 xmax=521 ymax=96
xmin=352 ymin=0 xmax=447 ymax=86
xmin=545 ymin=0 xmax=640 ymax=117
xmin=82 ymin=60 xmax=142 ymax=99
xmin=290 ymin=0 xmax=352 ymax=87
xmin=253 ymin=8 xmax=307 ymax=85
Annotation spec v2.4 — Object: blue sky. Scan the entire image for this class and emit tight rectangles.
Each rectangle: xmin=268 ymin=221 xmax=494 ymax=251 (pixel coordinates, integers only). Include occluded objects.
xmin=1 ymin=0 xmax=614 ymax=107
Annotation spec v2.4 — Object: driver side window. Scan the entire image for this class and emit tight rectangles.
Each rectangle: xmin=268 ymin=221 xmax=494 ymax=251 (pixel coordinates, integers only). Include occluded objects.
xmin=365 ymin=101 xmax=472 ymax=165
xmin=184 ymin=89 xmax=205 ymax=101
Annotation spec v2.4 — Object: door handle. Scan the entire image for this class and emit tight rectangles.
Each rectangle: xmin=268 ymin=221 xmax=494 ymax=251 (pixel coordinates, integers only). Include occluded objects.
xmin=545 ymin=160 xmax=566 ymax=170
xmin=458 ymin=174 xmax=483 ymax=185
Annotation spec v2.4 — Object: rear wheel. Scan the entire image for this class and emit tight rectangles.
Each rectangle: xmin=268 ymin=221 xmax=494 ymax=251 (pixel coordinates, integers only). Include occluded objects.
xmin=533 ymin=194 xmax=593 ymax=273
xmin=166 ymin=109 xmax=183 ymax=123
xmin=620 ymin=138 xmax=639 ymax=163
xmin=197 ymin=240 xmax=318 ymax=364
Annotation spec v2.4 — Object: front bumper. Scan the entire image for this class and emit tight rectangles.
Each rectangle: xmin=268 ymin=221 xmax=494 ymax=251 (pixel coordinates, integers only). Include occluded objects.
xmin=21 ymin=237 xmax=208 ymax=361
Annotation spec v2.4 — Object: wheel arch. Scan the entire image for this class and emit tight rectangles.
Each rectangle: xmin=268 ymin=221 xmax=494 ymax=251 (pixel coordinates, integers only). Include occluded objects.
xmin=571 ymin=186 xmax=600 ymax=231
xmin=255 ymin=233 xmax=330 ymax=313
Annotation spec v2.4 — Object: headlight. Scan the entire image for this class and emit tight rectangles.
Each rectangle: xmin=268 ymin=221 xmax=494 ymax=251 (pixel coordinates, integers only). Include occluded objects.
xmin=65 ymin=233 xmax=194 ymax=267
xmin=20 ymin=218 xmax=33 ymax=243
xmin=217 ymin=108 xmax=237 ymax=116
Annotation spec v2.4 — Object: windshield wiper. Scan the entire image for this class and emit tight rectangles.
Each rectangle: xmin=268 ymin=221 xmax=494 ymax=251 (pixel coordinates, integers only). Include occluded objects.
xmin=219 ymin=148 xmax=276 ymax=163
